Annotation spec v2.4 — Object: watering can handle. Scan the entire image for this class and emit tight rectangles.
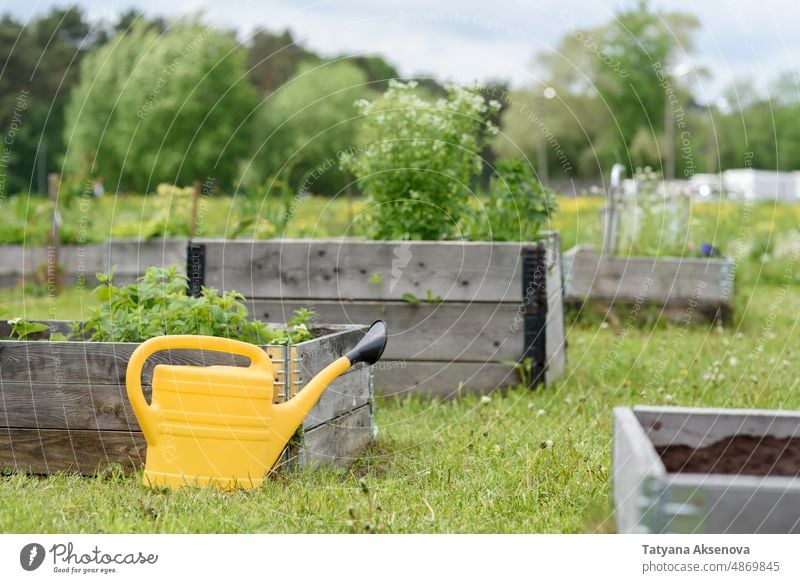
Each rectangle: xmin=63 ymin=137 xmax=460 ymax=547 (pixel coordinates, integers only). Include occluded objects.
xmin=125 ymin=335 xmax=271 ymax=445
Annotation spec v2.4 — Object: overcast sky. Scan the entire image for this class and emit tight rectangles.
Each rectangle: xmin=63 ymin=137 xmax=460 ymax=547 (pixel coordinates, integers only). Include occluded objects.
xmin=1 ymin=0 xmax=798 ymax=103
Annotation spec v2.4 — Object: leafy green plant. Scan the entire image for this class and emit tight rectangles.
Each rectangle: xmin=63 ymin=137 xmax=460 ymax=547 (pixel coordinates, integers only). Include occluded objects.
xmin=501 ymin=357 xmax=535 ymax=388
xmin=74 ymin=266 xmax=314 ymax=345
xmin=401 ymin=290 xmax=442 ymax=304
xmin=461 ymin=159 xmax=557 ymax=241
xmin=401 ymin=292 xmax=420 ymax=305
xmin=233 ymin=174 xmax=299 ymax=239
xmin=341 ymin=81 xmax=499 ymax=240
xmin=7 ymin=318 xmax=50 ymax=340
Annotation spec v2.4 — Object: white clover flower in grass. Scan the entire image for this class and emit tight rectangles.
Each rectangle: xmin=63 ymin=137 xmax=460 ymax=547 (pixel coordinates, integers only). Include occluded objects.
xmin=480 ymin=395 xmax=492 ymax=404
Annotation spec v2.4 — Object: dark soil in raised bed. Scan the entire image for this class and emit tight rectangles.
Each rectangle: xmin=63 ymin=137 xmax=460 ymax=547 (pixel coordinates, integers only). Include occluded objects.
xmin=657 ymin=435 xmax=800 ymax=477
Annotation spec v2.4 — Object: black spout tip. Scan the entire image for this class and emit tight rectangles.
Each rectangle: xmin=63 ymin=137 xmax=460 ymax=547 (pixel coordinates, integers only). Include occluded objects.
xmin=346 ymin=320 xmax=388 ymax=365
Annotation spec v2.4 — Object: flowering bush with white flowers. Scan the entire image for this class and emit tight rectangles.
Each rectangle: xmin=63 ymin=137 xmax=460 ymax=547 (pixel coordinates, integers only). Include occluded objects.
xmin=341 ymin=81 xmax=500 ymax=240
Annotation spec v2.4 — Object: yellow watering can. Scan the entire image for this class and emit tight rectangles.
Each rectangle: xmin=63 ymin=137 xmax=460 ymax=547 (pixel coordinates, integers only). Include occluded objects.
xmin=126 ymin=321 xmax=387 ymax=490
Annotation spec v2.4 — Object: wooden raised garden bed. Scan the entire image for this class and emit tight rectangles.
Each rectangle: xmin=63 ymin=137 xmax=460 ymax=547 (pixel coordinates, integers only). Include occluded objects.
xmin=563 ymin=246 xmax=734 ymax=321
xmin=107 ymin=234 xmax=567 ymax=397
xmin=0 ymin=244 xmax=105 ymax=287
xmin=0 ymin=322 xmax=374 ymax=475
xmin=613 ymin=405 xmax=800 ymax=533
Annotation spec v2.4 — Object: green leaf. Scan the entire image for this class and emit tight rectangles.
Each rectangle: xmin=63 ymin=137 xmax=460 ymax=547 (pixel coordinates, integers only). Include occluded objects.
xmin=8 ymin=319 xmax=51 ymax=340
xmin=425 ymin=289 xmax=443 ymax=303
xmin=368 ymin=273 xmax=385 ymax=285
xmin=401 ymin=292 xmax=420 ymax=305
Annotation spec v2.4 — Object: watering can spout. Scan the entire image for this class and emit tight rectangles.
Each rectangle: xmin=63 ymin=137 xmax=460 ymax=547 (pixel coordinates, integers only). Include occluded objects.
xmin=272 ymin=320 xmax=388 ymax=443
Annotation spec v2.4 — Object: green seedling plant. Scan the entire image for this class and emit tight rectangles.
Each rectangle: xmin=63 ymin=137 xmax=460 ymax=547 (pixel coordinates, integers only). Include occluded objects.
xmin=6 ymin=318 xmax=50 ymax=340
xmin=72 ymin=266 xmax=314 ymax=345
xmin=461 ymin=159 xmax=557 ymax=242
xmin=401 ymin=290 xmax=443 ymax=305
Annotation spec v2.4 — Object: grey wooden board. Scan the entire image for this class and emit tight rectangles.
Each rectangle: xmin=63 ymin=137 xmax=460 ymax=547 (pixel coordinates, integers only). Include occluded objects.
xmin=0 ymin=428 xmax=146 ymax=474
xmin=251 ymin=299 xmax=525 ymax=361
xmin=0 ymin=244 xmax=104 ymax=281
xmin=563 ymin=246 xmax=732 ymax=306
xmin=612 ymin=407 xmax=667 ymax=534
xmin=373 ymin=361 xmax=519 ymax=398
xmin=297 ymin=404 xmax=374 ymax=468
xmin=303 ymin=366 xmax=371 ymax=431
xmin=0 ymin=244 xmax=104 ymax=274
xmin=197 ymin=238 xmax=526 ymax=302
xmin=544 ymin=232 xmax=566 ymax=385
xmin=665 ymin=474 xmax=800 ymax=534
xmin=634 ymin=405 xmax=800 ymax=448
xmin=0 ymin=325 xmax=362 ymax=385
xmin=105 ymin=239 xmax=187 ymax=282
xmin=0 ymin=382 xmax=137 ymax=431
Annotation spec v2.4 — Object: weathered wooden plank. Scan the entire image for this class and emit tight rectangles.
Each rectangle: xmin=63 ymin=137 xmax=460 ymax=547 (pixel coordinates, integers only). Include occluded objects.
xmin=0 ymin=382 xmax=139 ymax=431
xmin=0 ymin=428 xmax=146 ymax=475
xmin=612 ymin=407 xmax=667 ymax=534
xmin=199 ymin=238 xmax=525 ymax=302
xmin=251 ymin=299 xmax=525 ymax=361
xmin=303 ymin=366 xmax=371 ymax=431
xmin=666 ymin=474 xmax=800 ymax=533
xmin=0 ymin=244 xmax=104 ymax=285
xmin=563 ymin=245 xmax=733 ymax=306
xmin=634 ymin=405 xmax=800 ymax=448
xmin=0 ymin=325 xmax=361 ymax=385
xmin=0 ymin=341 xmax=249 ymax=385
xmin=104 ymin=238 xmax=187 ymax=282
xmin=373 ymin=361 xmax=519 ymax=398
xmin=297 ymin=404 xmax=374 ymax=469
xmin=544 ymin=232 xmax=566 ymax=385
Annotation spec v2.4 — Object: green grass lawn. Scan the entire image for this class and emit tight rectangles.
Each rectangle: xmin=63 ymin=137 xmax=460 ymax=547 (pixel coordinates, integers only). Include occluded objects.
xmin=1 ymin=197 xmax=800 ymax=533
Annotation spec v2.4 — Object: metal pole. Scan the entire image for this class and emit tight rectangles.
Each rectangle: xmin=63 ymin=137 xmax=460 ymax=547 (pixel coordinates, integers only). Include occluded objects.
xmin=537 ymin=101 xmax=549 ymax=186
xmin=604 ymin=164 xmax=625 ymax=257
xmin=47 ymin=172 xmax=61 ymax=292
xmin=665 ymin=92 xmax=675 ymax=180
xmin=37 ymin=143 xmax=46 ymax=194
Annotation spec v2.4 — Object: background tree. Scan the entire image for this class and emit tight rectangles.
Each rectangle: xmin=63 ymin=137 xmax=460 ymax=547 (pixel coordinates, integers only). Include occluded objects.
xmin=245 ymin=60 xmax=374 ymax=195
xmin=246 ymin=29 xmax=319 ymax=94
xmin=512 ymin=1 xmax=701 ymax=178
xmin=63 ymin=21 xmax=258 ymax=191
xmin=0 ymin=7 xmax=102 ymax=195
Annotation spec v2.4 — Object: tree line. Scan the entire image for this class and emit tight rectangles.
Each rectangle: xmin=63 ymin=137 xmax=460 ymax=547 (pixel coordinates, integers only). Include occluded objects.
xmin=0 ymin=2 xmax=797 ymax=198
